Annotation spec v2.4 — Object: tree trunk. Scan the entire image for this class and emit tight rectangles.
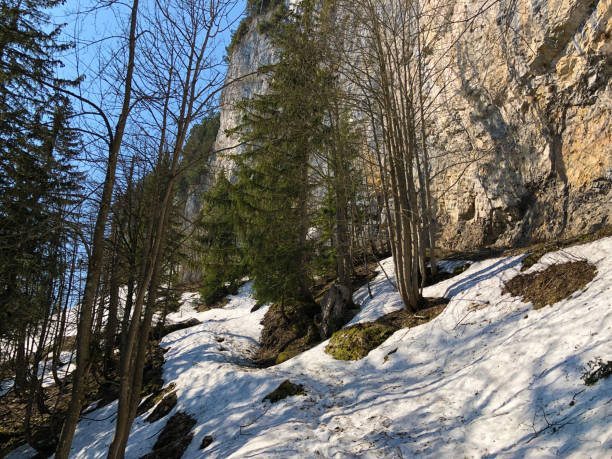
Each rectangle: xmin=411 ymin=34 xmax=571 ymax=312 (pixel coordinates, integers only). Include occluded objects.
xmin=54 ymin=0 xmax=139 ymax=456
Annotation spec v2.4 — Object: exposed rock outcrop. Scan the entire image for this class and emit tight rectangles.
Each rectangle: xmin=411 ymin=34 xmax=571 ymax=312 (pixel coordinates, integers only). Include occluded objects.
xmin=429 ymin=0 xmax=611 ymax=248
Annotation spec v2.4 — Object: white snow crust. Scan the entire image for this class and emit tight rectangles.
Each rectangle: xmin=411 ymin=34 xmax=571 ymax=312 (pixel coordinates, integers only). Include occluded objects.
xmin=15 ymin=238 xmax=612 ymax=457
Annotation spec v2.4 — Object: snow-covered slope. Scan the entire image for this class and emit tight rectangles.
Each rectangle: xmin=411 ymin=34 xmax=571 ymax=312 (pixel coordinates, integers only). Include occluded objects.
xmin=14 ymin=237 xmax=612 ymax=458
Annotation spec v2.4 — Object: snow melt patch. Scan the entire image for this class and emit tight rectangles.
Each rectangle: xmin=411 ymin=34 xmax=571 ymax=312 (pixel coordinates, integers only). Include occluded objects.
xmin=59 ymin=239 xmax=612 ymax=458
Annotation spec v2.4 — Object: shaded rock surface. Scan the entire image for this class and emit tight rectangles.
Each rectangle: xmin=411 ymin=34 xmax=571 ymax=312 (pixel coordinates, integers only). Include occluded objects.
xmin=145 ymin=391 xmax=178 ymax=423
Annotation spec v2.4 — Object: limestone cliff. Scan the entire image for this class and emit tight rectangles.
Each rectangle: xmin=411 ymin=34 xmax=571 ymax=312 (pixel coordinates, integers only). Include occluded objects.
xmin=193 ymin=0 xmax=611 ymax=255
xmin=429 ymin=0 xmax=611 ymax=248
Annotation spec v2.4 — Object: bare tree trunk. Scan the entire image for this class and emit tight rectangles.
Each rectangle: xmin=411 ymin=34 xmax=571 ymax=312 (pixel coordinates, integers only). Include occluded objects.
xmin=55 ymin=0 xmax=139 ymax=456
xmin=104 ymin=225 xmax=120 ymax=376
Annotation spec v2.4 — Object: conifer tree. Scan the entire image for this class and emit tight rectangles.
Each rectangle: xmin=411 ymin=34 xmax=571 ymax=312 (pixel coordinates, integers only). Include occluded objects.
xmin=229 ymin=0 xmax=329 ymax=306
xmin=197 ymin=174 xmax=245 ymax=306
xmin=0 ymin=0 xmax=81 ymax=355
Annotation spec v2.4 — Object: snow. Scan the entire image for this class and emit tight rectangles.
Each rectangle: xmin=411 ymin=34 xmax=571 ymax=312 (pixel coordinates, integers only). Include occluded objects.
xmin=16 ymin=238 xmax=612 ymax=457
xmin=0 ymin=350 xmax=75 ymax=397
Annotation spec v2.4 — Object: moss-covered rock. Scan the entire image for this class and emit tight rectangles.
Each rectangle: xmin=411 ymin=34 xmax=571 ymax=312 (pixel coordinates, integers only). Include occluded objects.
xmin=325 ymin=323 xmax=395 ymax=361
xmin=263 ymin=380 xmax=305 ymax=403
xmin=275 ymin=348 xmax=301 ymax=365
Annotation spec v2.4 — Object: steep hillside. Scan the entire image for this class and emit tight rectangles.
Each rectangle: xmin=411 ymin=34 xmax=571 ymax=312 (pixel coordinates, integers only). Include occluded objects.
xmin=10 ymin=236 xmax=610 ymax=458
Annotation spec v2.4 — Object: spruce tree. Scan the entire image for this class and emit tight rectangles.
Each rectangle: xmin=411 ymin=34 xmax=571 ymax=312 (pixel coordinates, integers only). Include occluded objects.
xmin=0 ymin=0 xmax=78 ymax=341
xmin=197 ymin=175 xmax=245 ymax=306
xmin=229 ymin=0 xmax=330 ymax=306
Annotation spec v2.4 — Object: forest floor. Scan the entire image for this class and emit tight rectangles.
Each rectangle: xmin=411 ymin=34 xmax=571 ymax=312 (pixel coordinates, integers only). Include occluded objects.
xmin=6 ymin=235 xmax=612 ymax=458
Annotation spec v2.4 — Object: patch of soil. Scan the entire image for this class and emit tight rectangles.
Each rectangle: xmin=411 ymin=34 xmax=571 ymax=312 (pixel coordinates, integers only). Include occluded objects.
xmin=582 ymin=358 xmax=612 ymax=386
xmin=150 ymin=318 xmax=201 ymax=341
xmin=198 ymin=297 xmax=229 ymax=312
xmin=0 ymin=368 xmax=99 ymax=457
xmin=376 ymin=297 xmax=449 ymax=330
xmin=503 ymin=260 xmax=597 ymax=310
xmin=519 ymin=226 xmax=612 ymax=271
xmin=140 ymin=345 xmax=167 ymax=399
xmin=262 ymin=380 xmax=305 ymax=404
xmin=199 ymin=435 xmax=213 ymax=449
xmin=1 ymin=339 xmax=171 ymax=456
xmin=423 ymin=263 xmax=471 ymax=287
xmin=440 ymin=225 xmax=612 ymax=264
xmin=145 ymin=390 xmax=177 ymax=423
xmin=140 ymin=411 xmax=197 ymax=459
xmin=254 ymin=301 xmax=321 ymax=367
xmin=325 ymin=298 xmax=448 ymax=361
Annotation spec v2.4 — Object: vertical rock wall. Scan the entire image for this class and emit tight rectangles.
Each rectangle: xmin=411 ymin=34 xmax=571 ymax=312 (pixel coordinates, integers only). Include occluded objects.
xmin=429 ymin=0 xmax=611 ymax=249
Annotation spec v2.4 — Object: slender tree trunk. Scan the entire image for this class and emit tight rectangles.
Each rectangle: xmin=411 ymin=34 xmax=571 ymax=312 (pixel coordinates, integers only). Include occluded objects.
xmin=55 ymin=1 xmax=139 ymax=456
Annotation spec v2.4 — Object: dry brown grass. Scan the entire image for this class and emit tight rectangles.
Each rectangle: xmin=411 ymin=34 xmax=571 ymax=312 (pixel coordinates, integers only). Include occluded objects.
xmin=503 ymin=261 xmax=597 ymax=310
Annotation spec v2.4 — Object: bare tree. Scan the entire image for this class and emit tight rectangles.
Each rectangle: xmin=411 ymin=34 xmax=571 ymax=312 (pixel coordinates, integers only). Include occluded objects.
xmin=107 ymin=0 xmax=237 ymax=455
xmin=55 ymin=0 xmax=140 ymax=456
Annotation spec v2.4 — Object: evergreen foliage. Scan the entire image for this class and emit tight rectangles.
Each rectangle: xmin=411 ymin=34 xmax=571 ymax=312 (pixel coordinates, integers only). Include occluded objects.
xmin=197 ymin=175 xmax=245 ymax=306
xmin=0 ymin=0 xmax=81 ymax=340
xmin=177 ymin=113 xmax=220 ymax=201
xmin=226 ymin=0 xmax=285 ymax=56
xmin=228 ymin=0 xmax=330 ymax=305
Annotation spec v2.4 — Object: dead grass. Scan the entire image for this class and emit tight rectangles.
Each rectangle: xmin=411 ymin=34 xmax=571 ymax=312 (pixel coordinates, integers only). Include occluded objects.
xmin=503 ymin=261 xmax=597 ymax=310
xmin=375 ymin=297 xmax=449 ymax=330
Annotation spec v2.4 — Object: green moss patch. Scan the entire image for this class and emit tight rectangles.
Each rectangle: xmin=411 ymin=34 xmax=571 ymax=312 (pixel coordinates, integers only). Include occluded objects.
xmin=325 ymin=298 xmax=448 ymax=361
xmin=325 ymin=323 xmax=394 ymax=360
xmin=504 ymin=260 xmax=597 ymax=310
xmin=263 ymin=380 xmax=305 ymax=404
xmin=275 ymin=348 xmax=301 ymax=365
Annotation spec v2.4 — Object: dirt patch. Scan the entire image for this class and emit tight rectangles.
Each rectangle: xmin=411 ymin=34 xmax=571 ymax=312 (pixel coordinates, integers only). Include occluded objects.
xmin=503 ymin=261 xmax=597 ymax=310
xmin=423 ymin=263 xmax=471 ymax=287
xmin=376 ymin=298 xmax=448 ymax=330
xmin=582 ymin=358 xmax=612 ymax=386
xmin=325 ymin=298 xmax=448 ymax=361
xmin=140 ymin=411 xmax=197 ymax=459
xmin=519 ymin=226 xmax=612 ymax=271
xmin=0 ymin=367 xmax=100 ymax=457
xmin=263 ymin=380 xmax=305 ymax=404
xmin=199 ymin=435 xmax=213 ymax=449
xmin=145 ymin=390 xmax=177 ymax=423
xmin=254 ymin=301 xmax=321 ymax=367
xmin=198 ymin=297 xmax=229 ymax=312
xmin=150 ymin=318 xmax=201 ymax=341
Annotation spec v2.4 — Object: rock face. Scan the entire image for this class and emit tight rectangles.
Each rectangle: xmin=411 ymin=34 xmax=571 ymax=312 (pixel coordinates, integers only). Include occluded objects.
xmin=193 ymin=0 xmax=611 ymax=255
xmin=428 ymin=0 xmax=612 ymax=249
xmin=210 ymin=16 xmax=277 ymax=180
